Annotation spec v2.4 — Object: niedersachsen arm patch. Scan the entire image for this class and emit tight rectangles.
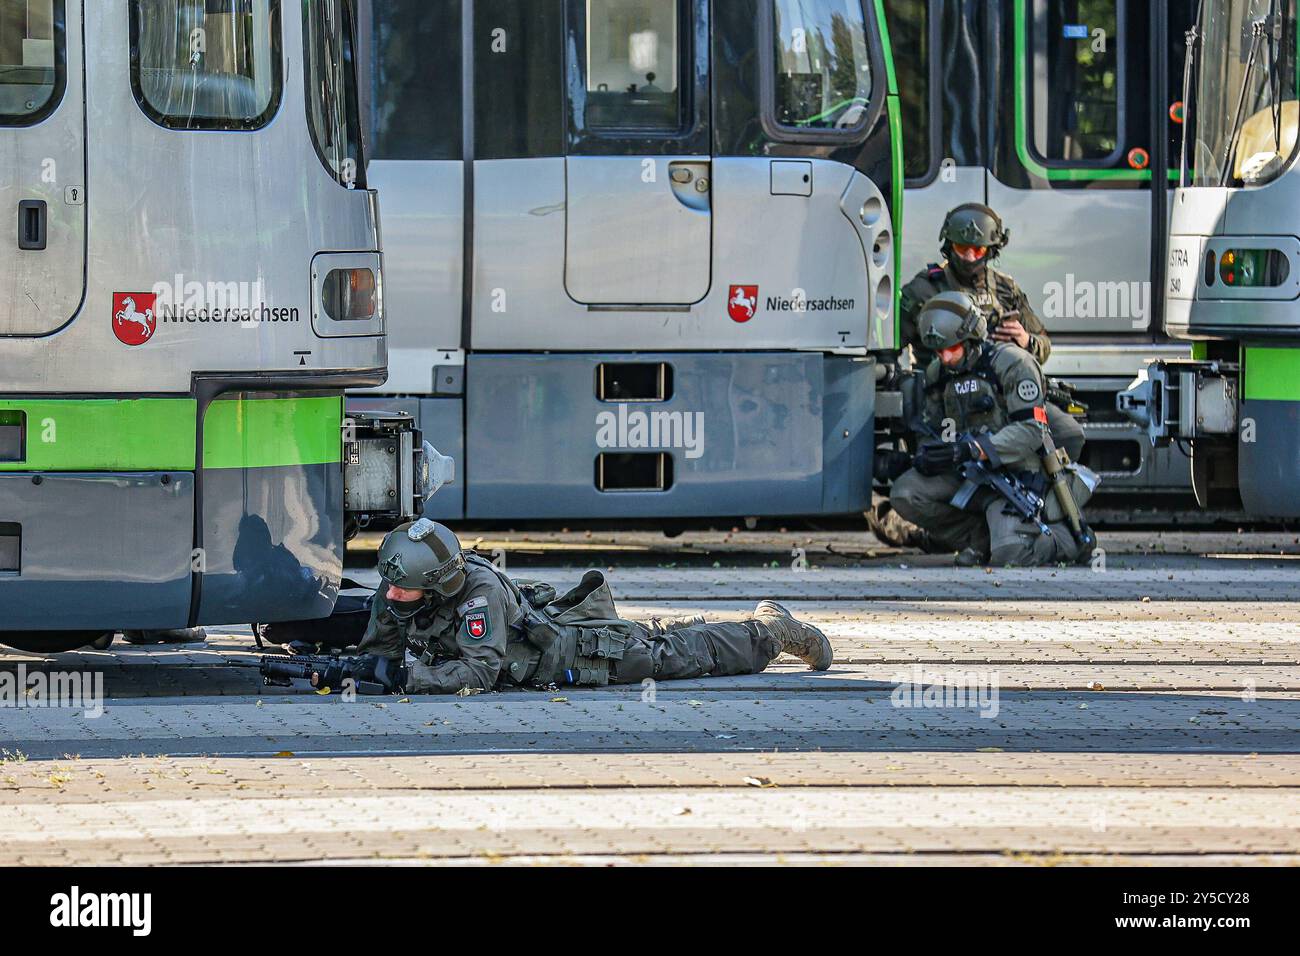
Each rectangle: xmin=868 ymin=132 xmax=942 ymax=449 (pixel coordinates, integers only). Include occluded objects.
xmin=459 ymin=596 xmax=490 ymax=640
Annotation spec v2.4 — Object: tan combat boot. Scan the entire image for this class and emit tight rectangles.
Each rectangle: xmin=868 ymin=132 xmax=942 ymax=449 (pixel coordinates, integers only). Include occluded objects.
xmin=754 ymin=601 xmax=833 ymax=671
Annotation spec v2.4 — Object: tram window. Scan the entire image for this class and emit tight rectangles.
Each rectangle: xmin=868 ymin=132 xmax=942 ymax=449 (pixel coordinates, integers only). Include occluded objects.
xmin=130 ymin=0 xmax=282 ymax=130
xmin=1029 ymin=0 xmax=1124 ymax=165
xmin=0 ymin=0 xmax=64 ymax=126
xmin=771 ymin=0 xmax=873 ymax=133
xmin=583 ymin=0 xmax=685 ymax=131
xmin=367 ymin=0 xmax=461 ymax=160
xmin=476 ymin=0 xmax=562 ymax=159
xmin=305 ymin=0 xmax=366 ymax=187
xmin=883 ymin=0 xmax=933 ymax=179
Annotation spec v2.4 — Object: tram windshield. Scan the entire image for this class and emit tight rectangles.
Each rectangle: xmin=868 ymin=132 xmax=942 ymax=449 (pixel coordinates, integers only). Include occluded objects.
xmin=0 ymin=0 xmax=61 ymax=125
xmin=773 ymin=0 xmax=873 ymax=131
xmin=1192 ymin=0 xmax=1300 ymax=186
xmin=134 ymin=0 xmax=280 ymax=129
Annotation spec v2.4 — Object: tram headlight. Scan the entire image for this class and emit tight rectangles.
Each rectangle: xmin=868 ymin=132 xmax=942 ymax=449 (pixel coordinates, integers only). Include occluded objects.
xmin=322 ymin=267 xmax=378 ymax=321
xmin=1218 ymin=249 xmax=1290 ymax=288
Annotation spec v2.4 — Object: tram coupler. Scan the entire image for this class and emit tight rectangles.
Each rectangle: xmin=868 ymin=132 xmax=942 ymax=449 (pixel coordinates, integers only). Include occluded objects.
xmin=1117 ymin=360 xmax=1240 ymax=446
xmin=342 ymin=411 xmax=455 ymax=535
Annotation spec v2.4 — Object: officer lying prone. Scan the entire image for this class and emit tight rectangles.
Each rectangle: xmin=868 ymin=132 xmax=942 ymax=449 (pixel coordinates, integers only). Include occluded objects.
xmin=259 ymin=520 xmax=833 ymax=695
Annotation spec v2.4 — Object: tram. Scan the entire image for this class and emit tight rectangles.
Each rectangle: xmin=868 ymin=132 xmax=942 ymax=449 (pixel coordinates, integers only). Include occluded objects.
xmin=0 ymin=0 xmax=430 ymax=650
xmin=885 ymin=0 xmax=1202 ymax=511
xmin=1121 ymin=0 xmax=1300 ymax=517
xmin=352 ymin=0 xmax=902 ymax=523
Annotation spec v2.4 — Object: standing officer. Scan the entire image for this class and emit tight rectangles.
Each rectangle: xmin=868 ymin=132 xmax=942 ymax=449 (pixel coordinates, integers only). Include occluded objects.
xmin=300 ymin=520 xmax=833 ymax=695
xmin=889 ymin=292 xmax=1093 ymax=567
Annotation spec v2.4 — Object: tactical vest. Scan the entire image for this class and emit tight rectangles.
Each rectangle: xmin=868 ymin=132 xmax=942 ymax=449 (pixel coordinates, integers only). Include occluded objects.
xmin=932 ymin=342 xmax=1008 ymax=435
xmin=496 ymin=569 xmax=634 ymax=688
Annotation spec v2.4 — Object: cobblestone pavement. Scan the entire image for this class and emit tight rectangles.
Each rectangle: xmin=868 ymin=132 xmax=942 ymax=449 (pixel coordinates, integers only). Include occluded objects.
xmin=0 ymin=531 xmax=1297 ymax=864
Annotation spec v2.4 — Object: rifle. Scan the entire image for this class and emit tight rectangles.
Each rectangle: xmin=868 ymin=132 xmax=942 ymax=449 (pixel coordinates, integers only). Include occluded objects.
xmin=259 ymin=653 xmax=400 ymax=695
xmin=914 ymin=422 xmax=1052 ymax=536
xmin=951 ymin=456 xmax=1053 ymax=537
xmin=1046 ymin=378 xmax=1089 ymax=417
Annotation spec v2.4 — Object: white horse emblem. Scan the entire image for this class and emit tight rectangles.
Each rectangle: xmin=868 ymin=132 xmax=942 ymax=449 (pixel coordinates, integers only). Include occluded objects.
xmin=114 ymin=296 xmax=155 ymax=341
xmin=728 ymin=285 xmax=757 ymax=322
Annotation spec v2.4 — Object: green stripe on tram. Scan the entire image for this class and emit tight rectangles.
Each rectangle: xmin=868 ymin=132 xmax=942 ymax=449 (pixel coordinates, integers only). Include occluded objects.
xmin=0 ymin=395 xmax=343 ymax=471
xmin=873 ymin=0 xmax=904 ymax=345
xmin=202 ymin=395 xmax=343 ymax=470
xmin=1243 ymin=347 xmax=1300 ymax=403
xmin=0 ymin=399 xmax=197 ymax=471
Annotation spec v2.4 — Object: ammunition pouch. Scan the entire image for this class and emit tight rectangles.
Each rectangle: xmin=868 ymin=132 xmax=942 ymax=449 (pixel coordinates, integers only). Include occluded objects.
xmin=564 ymin=626 xmax=629 ymax=687
xmin=495 ymin=568 xmax=636 ymax=688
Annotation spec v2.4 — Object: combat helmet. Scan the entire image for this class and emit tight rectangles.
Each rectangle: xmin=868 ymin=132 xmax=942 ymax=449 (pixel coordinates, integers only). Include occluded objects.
xmin=939 ymin=203 xmax=1010 ymax=257
xmin=918 ymin=290 xmax=988 ymax=351
xmin=376 ymin=519 xmax=467 ymax=597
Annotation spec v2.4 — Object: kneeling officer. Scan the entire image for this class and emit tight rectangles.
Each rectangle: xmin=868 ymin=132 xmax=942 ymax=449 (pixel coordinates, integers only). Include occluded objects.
xmin=265 ymin=520 xmax=833 ymax=695
xmin=889 ymin=291 xmax=1097 ymax=567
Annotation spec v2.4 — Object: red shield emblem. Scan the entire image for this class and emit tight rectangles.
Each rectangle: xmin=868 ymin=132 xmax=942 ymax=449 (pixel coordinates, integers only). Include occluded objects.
xmin=728 ymin=285 xmax=758 ymax=323
xmin=113 ymin=292 xmax=158 ymax=346
xmin=466 ymin=612 xmax=487 ymax=639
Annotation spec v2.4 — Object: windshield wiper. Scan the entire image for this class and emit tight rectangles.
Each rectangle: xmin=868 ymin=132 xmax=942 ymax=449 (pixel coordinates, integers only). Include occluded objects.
xmin=1219 ymin=5 xmax=1283 ymax=186
xmin=1220 ymin=18 xmax=1267 ymax=185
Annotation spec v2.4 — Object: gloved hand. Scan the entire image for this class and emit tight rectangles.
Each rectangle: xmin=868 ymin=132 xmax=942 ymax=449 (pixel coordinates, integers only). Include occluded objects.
xmin=312 ymin=655 xmax=407 ymax=694
xmin=873 ymin=449 xmax=915 ymax=483
xmin=914 ymin=438 xmax=979 ymax=477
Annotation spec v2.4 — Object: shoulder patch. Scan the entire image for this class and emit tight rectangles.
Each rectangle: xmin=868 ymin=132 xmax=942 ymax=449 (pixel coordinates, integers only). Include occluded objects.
xmin=457 ymin=595 xmax=488 ymax=616
xmin=1016 ymin=379 xmax=1042 ymax=403
xmin=464 ymin=611 xmax=488 ymax=640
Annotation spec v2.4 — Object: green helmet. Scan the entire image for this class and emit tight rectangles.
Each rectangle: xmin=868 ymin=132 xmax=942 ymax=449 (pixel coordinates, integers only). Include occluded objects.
xmin=939 ymin=203 xmax=1009 ymax=254
xmin=918 ymin=291 xmax=987 ymax=351
xmin=376 ymin=519 xmax=467 ymax=597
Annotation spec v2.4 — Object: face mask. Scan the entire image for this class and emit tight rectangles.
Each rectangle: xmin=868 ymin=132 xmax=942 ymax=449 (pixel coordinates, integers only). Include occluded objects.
xmin=950 ymin=253 xmax=987 ymax=284
xmin=387 ymin=595 xmax=429 ymax=621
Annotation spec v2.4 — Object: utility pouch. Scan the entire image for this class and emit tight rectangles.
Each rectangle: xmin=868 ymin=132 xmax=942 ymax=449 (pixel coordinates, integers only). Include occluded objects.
xmin=518 ymin=604 xmax=566 ymax=681
xmin=1043 ymin=467 xmax=1097 ymax=524
xmin=562 ymin=626 xmax=629 ymax=687
xmin=502 ymin=638 xmax=542 ymax=686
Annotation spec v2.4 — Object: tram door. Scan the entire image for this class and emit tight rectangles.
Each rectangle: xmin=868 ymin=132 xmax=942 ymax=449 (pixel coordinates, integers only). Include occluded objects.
xmin=357 ymin=0 xmax=464 ymax=394
xmin=563 ymin=0 xmax=713 ymax=305
xmin=887 ymin=0 xmax=988 ymax=282
xmin=0 ymin=0 xmax=86 ymax=335
xmin=991 ymin=0 xmax=1198 ymax=338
